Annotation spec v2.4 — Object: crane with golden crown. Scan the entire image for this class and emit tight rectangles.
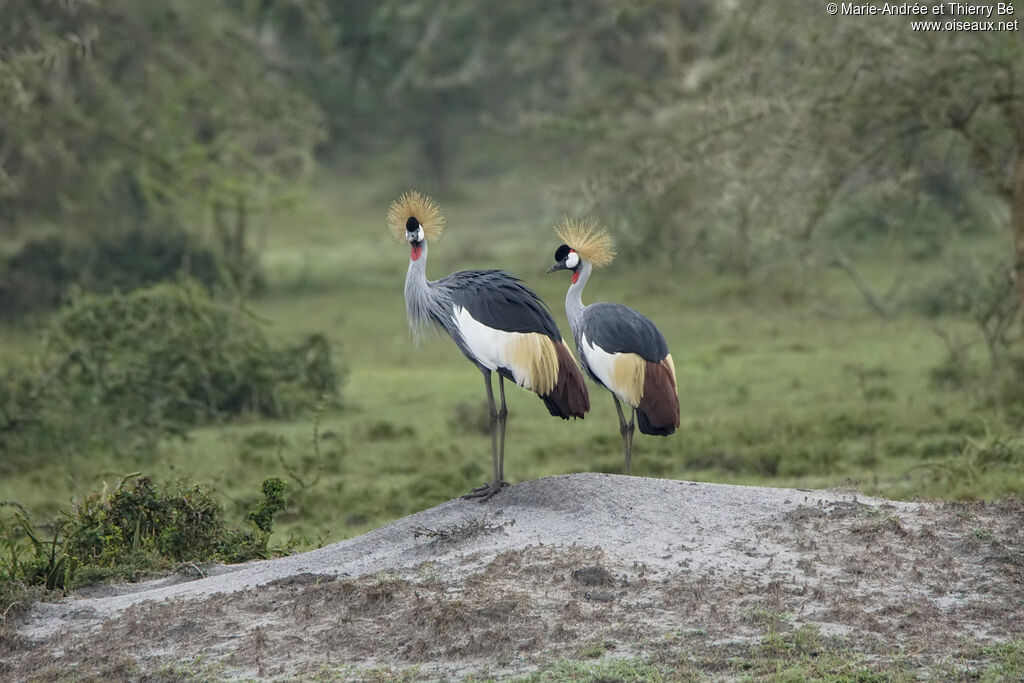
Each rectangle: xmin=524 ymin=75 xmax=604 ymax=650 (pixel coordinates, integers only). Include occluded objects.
xmin=547 ymin=218 xmax=679 ymax=473
xmin=388 ymin=192 xmax=590 ymax=500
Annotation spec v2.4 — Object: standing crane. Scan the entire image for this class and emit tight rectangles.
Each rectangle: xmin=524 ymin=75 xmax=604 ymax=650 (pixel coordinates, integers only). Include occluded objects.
xmin=546 ymin=218 xmax=679 ymax=474
xmin=388 ymin=192 xmax=589 ymax=500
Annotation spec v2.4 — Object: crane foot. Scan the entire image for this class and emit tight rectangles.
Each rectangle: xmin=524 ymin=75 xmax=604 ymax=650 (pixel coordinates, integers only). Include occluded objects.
xmin=461 ymin=480 xmax=509 ymax=502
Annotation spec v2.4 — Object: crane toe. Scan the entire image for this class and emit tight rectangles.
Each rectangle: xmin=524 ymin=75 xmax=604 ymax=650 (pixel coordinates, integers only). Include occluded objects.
xmin=461 ymin=480 xmax=509 ymax=501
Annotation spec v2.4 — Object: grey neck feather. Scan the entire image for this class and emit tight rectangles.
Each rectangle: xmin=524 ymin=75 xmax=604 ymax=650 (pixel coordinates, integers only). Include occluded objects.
xmin=404 ymin=240 xmax=456 ymax=344
xmin=565 ymin=259 xmax=592 ymax=342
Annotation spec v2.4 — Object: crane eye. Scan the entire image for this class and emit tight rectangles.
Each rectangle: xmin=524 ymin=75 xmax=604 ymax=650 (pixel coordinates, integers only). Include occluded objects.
xmin=565 ymin=251 xmax=580 ymax=269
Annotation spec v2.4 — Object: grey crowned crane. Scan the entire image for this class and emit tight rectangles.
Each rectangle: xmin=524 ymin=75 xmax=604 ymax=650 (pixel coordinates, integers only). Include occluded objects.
xmin=388 ymin=192 xmax=589 ymax=501
xmin=547 ymin=218 xmax=679 ymax=474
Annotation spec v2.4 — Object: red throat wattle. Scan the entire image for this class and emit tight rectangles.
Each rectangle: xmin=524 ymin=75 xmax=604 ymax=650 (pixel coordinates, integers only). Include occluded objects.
xmin=411 ymin=244 xmax=422 ymax=261
xmin=571 ymin=270 xmax=580 ymax=284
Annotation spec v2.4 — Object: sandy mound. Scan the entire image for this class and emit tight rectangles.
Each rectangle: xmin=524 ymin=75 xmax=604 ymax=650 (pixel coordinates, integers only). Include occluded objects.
xmin=2 ymin=473 xmax=1022 ymax=680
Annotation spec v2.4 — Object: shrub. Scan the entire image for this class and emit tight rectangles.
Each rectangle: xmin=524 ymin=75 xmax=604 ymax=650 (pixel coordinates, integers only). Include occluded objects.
xmin=1 ymin=475 xmax=292 ymax=598
xmin=1 ymin=281 xmax=341 ymax=452
xmin=247 ymin=478 xmax=289 ymax=534
xmin=0 ymin=283 xmax=343 ymax=463
xmin=917 ymin=258 xmax=1023 ymax=415
xmin=72 ymin=223 xmax=224 ymax=296
xmin=0 ymin=365 xmax=42 ymax=448
xmin=910 ymin=259 xmax=1017 ymax=323
xmin=65 ymin=477 xmax=231 ymax=567
xmin=0 ymin=224 xmax=225 ymax=320
xmin=0 ymin=236 xmax=72 ymax=318
xmin=928 ymin=350 xmax=979 ymax=390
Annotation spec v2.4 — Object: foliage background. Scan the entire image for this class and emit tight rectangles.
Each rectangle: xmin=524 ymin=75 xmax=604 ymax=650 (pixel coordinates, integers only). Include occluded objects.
xmin=1 ymin=1 xmax=1023 ymax=563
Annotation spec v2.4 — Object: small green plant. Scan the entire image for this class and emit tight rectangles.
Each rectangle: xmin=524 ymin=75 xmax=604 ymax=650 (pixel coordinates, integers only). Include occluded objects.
xmin=248 ymin=477 xmax=289 ymax=533
xmin=0 ymin=503 xmax=68 ymax=591
xmin=1 ymin=475 xmax=294 ymax=603
xmin=758 ymin=624 xmax=824 ymax=658
xmin=907 ymin=433 xmax=1023 ymax=497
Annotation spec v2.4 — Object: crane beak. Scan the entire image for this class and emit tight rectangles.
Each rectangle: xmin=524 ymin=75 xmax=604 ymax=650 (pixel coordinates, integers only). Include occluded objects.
xmin=546 ymin=262 xmax=565 ymax=274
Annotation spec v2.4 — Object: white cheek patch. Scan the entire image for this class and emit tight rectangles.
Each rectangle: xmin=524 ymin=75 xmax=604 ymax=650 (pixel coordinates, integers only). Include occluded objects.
xmin=407 ymin=227 xmax=425 ymax=242
xmin=565 ymin=251 xmax=579 ymax=268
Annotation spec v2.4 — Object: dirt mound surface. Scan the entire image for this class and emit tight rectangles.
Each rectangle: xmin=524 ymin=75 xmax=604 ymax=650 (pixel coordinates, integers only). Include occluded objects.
xmin=2 ymin=474 xmax=1022 ymax=680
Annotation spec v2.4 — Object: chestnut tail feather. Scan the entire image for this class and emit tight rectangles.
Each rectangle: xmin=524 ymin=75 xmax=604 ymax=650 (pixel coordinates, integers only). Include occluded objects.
xmin=637 ymin=358 xmax=679 ymax=436
xmin=541 ymin=341 xmax=590 ymax=419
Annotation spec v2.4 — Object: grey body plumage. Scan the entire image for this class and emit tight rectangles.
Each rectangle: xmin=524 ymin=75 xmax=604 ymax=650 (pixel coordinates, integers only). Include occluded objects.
xmin=566 ymin=262 xmax=669 ymax=382
xmin=552 ymin=243 xmax=679 ymax=473
xmin=400 ymin=217 xmax=589 ymax=501
xmin=580 ymin=304 xmax=669 ymax=361
xmin=405 ymin=244 xmax=562 ymax=371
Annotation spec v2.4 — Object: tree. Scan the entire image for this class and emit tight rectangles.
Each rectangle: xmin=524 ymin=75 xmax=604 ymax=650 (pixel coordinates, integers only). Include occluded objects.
xmin=723 ymin=5 xmax=1024 ymax=321
xmin=0 ymin=0 xmax=323 ymax=285
xmin=555 ymin=1 xmax=1024 ymax=329
xmin=254 ymin=0 xmax=697 ymax=194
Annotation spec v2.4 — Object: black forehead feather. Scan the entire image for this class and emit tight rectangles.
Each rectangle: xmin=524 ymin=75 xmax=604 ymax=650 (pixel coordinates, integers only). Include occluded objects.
xmin=554 ymin=244 xmax=570 ymax=261
xmin=406 ymin=216 xmax=420 ymax=231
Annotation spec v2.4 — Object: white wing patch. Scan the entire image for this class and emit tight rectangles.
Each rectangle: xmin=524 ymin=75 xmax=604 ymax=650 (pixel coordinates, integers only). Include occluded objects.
xmin=453 ymin=306 xmax=557 ymax=394
xmin=580 ymin=332 xmax=644 ymax=407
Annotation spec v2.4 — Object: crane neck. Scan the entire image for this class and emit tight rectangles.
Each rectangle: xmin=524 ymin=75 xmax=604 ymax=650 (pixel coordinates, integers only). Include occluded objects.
xmin=406 ymin=238 xmax=428 ymax=280
xmin=404 ymin=239 xmax=433 ymax=341
xmin=565 ymin=259 xmax=592 ymax=335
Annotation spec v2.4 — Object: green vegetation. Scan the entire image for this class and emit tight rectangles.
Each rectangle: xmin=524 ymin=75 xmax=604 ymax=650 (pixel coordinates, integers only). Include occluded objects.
xmin=1 ymin=474 xmax=291 ymax=621
xmin=503 ymin=638 xmax=1024 ymax=682
xmin=308 ymin=634 xmax=1024 ymax=681
xmin=0 ymin=226 xmax=224 ymax=320
xmin=3 ymin=172 xmax=1024 ymax=561
xmin=512 ymin=658 xmax=670 ymax=682
xmin=1 ymin=1 xmax=321 ymax=291
xmin=0 ymin=281 xmax=340 ymax=461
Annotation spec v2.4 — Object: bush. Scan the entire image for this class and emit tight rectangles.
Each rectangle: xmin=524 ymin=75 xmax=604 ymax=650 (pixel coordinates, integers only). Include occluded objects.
xmin=0 ymin=224 xmax=225 ymax=320
xmin=66 ymin=477 xmax=231 ymax=567
xmin=45 ymin=281 xmax=337 ymax=426
xmin=1 ymin=281 xmax=342 ymax=454
xmin=72 ymin=224 xmax=225 ymax=296
xmin=0 ymin=366 xmax=42 ymax=446
xmin=247 ymin=477 xmax=289 ymax=534
xmin=909 ymin=259 xmax=1017 ymax=321
xmin=0 ymin=237 xmax=73 ymax=318
xmin=920 ymin=259 xmax=1023 ymax=420
xmin=1 ymin=475 xmax=292 ymax=597
xmin=928 ymin=350 xmax=979 ymax=390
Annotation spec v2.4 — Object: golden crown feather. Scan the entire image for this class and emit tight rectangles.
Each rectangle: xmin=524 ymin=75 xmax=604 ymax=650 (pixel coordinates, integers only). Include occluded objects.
xmin=554 ymin=216 xmax=616 ymax=267
xmin=387 ymin=190 xmax=446 ymax=243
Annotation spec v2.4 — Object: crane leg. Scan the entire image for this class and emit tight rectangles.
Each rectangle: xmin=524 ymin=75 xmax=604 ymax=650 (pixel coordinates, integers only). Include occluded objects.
xmin=463 ymin=371 xmax=508 ymax=501
xmin=497 ymin=375 xmax=508 ymax=482
xmin=627 ymin=408 xmax=636 ymax=474
xmin=613 ymin=396 xmax=636 ymax=475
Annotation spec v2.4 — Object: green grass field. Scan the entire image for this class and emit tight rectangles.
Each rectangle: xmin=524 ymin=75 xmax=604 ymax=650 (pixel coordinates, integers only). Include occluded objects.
xmin=2 ymin=166 xmax=1021 ymax=549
